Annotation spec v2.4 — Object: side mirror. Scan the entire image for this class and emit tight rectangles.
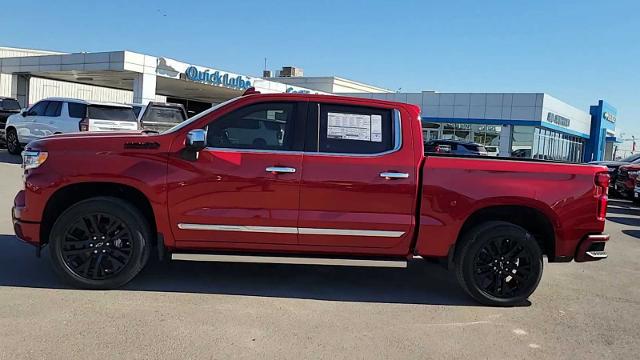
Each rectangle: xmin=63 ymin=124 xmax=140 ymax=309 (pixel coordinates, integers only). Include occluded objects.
xmin=21 ymin=110 xmax=28 ymax=117
xmin=185 ymin=129 xmax=207 ymax=151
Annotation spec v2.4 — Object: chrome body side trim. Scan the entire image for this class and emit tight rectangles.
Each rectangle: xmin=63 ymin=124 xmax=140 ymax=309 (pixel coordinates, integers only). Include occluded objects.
xmin=297 ymin=227 xmax=405 ymax=237
xmin=171 ymin=253 xmax=407 ymax=268
xmin=177 ymin=223 xmax=405 ymax=237
xmin=177 ymin=224 xmax=298 ymax=234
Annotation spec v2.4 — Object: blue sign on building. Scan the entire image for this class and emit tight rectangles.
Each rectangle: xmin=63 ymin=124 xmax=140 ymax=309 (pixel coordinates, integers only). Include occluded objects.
xmin=184 ymin=66 xmax=252 ymax=90
xmin=585 ymin=100 xmax=617 ymax=162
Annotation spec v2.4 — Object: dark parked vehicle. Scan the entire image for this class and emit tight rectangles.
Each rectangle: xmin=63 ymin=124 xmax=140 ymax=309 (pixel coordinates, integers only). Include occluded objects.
xmin=614 ymin=163 xmax=640 ymax=198
xmin=0 ymin=97 xmax=22 ymax=147
xmin=424 ymin=139 xmax=488 ymax=156
xmin=590 ymin=153 xmax=640 ymax=192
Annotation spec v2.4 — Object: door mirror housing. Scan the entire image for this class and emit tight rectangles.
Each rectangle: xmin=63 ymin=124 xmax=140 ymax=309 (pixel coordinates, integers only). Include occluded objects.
xmin=21 ymin=110 xmax=28 ymax=117
xmin=186 ymin=129 xmax=207 ymax=151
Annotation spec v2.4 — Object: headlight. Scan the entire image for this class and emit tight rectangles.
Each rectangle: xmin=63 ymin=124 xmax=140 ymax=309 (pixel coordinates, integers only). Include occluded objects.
xmin=22 ymin=150 xmax=48 ymax=170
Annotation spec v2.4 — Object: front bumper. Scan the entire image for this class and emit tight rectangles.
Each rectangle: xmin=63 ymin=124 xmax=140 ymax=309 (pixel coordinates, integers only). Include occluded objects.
xmin=12 ymin=190 xmax=40 ymax=247
xmin=575 ymin=234 xmax=609 ymax=262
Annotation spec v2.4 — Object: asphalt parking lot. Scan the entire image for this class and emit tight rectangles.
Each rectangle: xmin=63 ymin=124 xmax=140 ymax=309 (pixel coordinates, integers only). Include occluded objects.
xmin=0 ymin=149 xmax=638 ymax=359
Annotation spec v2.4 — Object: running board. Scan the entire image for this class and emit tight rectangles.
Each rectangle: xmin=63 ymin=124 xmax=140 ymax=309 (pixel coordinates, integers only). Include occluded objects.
xmin=171 ymin=253 xmax=408 ymax=268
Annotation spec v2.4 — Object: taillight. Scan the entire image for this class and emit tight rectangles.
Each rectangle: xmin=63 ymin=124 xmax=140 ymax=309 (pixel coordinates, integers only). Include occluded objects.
xmin=595 ymin=172 xmax=610 ymax=221
xmin=434 ymin=145 xmax=441 ymax=153
xmin=595 ymin=172 xmax=610 ymax=190
xmin=79 ymin=118 xmax=89 ymax=131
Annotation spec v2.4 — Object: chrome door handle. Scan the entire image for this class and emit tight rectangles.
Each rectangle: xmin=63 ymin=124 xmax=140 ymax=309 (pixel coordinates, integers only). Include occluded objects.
xmin=380 ymin=172 xmax=409 ymax=179
xmin=266 ymin=166 xmax=296 ymax=174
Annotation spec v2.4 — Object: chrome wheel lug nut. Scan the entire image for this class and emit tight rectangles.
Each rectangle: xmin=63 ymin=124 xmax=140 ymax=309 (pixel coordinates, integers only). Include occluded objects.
xmin=93 ymin=250 xmax=98 ymax=254
xmin=89 ymin=244 xmax=94 ymax=247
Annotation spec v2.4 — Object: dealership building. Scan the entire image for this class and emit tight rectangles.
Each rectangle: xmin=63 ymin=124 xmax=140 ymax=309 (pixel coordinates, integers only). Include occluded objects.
xmin=0 ymin=46 xmax=617 ymax=162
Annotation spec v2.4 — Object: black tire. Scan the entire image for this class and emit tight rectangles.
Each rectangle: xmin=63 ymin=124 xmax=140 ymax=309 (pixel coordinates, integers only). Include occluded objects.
xmin=6 ymin=128 xmax=21 ymax=155
xmin=455 ymin=221 xmax=543 ymax=306
xmin=49 ymin=197 xmax=151 ymax=289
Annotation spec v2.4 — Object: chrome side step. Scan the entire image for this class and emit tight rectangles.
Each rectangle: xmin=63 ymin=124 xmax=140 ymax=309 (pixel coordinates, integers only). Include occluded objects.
xmin=585 ymin=250 xmax=608 ymax=259
xmin=171 ymin=253 xmax=408 ymax=268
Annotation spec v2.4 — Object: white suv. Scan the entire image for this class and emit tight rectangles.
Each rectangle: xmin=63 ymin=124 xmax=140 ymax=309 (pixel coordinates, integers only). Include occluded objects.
xmin=5 ymin=98 xmax=139 ymax=154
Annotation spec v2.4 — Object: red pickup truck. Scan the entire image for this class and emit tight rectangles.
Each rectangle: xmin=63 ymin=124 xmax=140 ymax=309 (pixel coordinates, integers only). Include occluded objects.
xmin=12 ymin=92 xmax=610 ymax=306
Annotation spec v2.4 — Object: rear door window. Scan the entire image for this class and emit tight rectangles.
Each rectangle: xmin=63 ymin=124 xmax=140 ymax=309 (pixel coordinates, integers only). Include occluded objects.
xmin=308 ymin=103 xmax=395 ymax=154
xmin=87 ymin=105 xmax=137 ymax=121
xmin=44 ymin=101 xmax=62 ymax=117
xmin=68 ymin=102 xmax=87 ymax=118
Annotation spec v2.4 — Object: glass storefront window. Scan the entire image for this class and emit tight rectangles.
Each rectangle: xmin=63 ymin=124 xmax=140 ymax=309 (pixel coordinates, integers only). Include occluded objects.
xmin=421 ymin=122 xmax=585 ymax=162
xmin=529 ymin=127 xmax=585 ymax=162
xmin=511 ymin=126 xmax=534 ymax=158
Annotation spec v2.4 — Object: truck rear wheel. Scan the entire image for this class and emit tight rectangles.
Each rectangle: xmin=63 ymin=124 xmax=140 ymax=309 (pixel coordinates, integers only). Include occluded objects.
xmin=48 ymin=197 xmax=151 ymax=289
xmin=455 ymin=221 xmax=543 ymax=306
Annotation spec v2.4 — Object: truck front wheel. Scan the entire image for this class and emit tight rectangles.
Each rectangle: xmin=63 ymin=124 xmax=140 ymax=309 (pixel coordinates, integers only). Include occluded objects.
xmin=455 ymin=221 xmax=543 ymax=306
xmin=48 ymin=197 xmax=151 ymax=289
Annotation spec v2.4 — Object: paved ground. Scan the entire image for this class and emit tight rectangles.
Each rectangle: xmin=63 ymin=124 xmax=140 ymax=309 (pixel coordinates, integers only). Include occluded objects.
xmin=0 ymin=148 xmax=638 ymax=359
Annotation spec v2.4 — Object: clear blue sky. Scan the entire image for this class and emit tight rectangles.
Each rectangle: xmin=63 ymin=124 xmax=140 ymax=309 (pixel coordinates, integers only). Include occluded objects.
xmin=4 ymin=0 xmax=639 ymax=136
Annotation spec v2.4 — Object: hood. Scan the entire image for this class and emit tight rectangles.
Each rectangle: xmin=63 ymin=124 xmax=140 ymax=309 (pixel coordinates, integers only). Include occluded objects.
xmin=620 ymin=164 xmax=640 ymax=171
xmin=26 ymin=130 xmax=172 ymax=153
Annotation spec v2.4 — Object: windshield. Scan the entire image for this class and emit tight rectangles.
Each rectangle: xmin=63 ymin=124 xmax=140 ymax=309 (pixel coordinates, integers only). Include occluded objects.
xmin=161 ymin=97 xmax=241 ymax=134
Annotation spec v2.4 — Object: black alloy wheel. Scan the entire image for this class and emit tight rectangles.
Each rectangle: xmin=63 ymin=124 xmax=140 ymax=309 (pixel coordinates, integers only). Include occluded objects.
xmin=60 ymin=213 xmax=133 ymax=280
xmin=455 ymin=221 xmax=543 ymax=306
xmin=6 ymin=129 xmax=21 ymax=154
xmin=49 ymin=197 xmax=151 ymax=289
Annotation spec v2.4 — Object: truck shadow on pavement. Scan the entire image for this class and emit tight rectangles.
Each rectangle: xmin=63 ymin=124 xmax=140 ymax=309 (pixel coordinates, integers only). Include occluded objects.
xmin=607 ymin=199 xmax=640 ymax=239
xmin=0 ymin=234 xmax=480 ymax=306
xmin=0 ymin=149 xmax=21 ymax=164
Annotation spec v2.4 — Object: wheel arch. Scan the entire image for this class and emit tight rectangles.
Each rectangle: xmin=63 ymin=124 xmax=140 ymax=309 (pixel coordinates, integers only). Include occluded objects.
xmin=454 ymin=205 xmax=556 ymax=262
xmin=40 ymin=182 xmax=158 ymax=248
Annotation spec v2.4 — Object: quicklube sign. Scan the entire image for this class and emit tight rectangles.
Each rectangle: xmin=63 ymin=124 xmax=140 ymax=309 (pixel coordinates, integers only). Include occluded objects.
xmin=184 ymin=66 xmax=252 ymax=90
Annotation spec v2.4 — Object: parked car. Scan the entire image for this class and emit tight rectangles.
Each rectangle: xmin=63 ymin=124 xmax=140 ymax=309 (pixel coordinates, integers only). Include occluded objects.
xmin=424 ymin=139 xmax=488 ymax=156
xmin=590 ymin=153 xmax=640 ymax=192
xmin=614 ymin=163 xmax=640 ymax=198
xmin=132 ymin=102 xmax=188 ymax=133
xmin=0 ymin=97 xmax=22 ymax=147
xmin=4 ymin=98 xmax=138 ymax=154
xmin=12 ymin=91 xmax=610 ymax=306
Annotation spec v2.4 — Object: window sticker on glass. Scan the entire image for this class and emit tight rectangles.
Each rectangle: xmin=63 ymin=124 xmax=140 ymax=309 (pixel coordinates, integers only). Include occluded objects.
xmin=327 ymin=112 xmax=382 ymax=142
xmin=371 ymin=114 xmax=382 ymax=142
